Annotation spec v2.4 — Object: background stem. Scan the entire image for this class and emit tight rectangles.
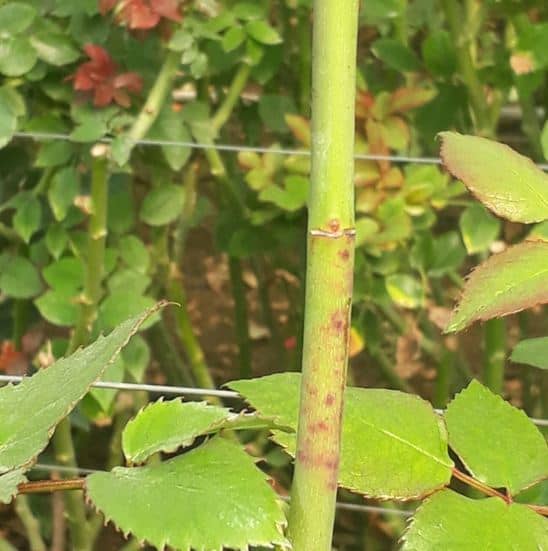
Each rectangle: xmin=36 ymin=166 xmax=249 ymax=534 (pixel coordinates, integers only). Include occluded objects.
xmin=483 ymin=318 xmax=506 ymax=394
xmin=52 ymin=154 xmax=109 ymax=551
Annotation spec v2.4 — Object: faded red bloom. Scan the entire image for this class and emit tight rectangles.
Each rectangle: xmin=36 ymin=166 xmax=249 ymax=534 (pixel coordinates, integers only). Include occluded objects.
xmin=99 ymin=0 xmax=181 ymax=30
xmin=284 ymin=336 xmax=297 ymax=351
xmin=71 ymin=44 xmax=142 ymax=107
xmin=0 ymin=341 xmax=27 ymax=375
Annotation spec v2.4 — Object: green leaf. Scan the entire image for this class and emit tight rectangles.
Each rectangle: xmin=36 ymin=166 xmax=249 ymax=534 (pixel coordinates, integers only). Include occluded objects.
xmin=372 ymin=38 xmax=421 ymax=72
xmin=168 ymin=29 xmax=193 ymax=51
xmin=402 ymin=490 xmax=548 ymax=550
xmin=0 ymin=3 xmax=37 ymax=35
xmin=118 ymin=235 xmax=149 ymax=273
xmin=42 ymin=257 xmax=83 ymax=292
xmin=459 ymin=203 xmax=501 ymax=254
xmin=13 ymin=196 xmax=41 ymax=243
xmin=446 ymin=241 xmax=548 ymax=332
xmin=108 ymin=269 xmax=150 ymax=295
xmin=0 ymin=469 xmax=26 ymax=505
xmin=35 ymin=141 xmax=74 ymax=168
xmin=222 ymin=26 xmax=246 ymax=52
xmin=122 ymin=400 xmax=289 ymax=464
xmin=0 ymin=305 xmax=161 ymax=473
xmin=147 ymin=107 xmax=192 ymax=170
xmin=445 ymin=380 xmax=548 ymax=495
xmin=35 ymin=289 xmax=78 ymax=327
xmin=230 ymin=373 xmax=453 ymax=499
xmin=385 ymin=273 xmax=424 ymax=309
xmin=439 ymin=132 xmax=548 ymax=223
xmin=48 ymin=167 xmax=80 ymax=221
xmin=0 ymin=93 xmax=17 ymax=148
xmin=355 ymin=217 xmax=379 ymax=247
xmin=233 ymin=2 xmax=264 ymax=20
xmin=88 ymin=355 xmax=125 ymax=415
xmin=0 ymin=36 xmax=38 ymax=76
xmin=140 ymin=184 xmax=184 ymax=227
xmin=69 ymin=118 xmax=107 ymax=142
xmin=98 ymin=291 xmax=157 ymax=331
xmin=259 ymin=176 xmax=308 ymax=212
xmin=29 ymin=32 xmax=80 ymax=66
xmin=258 ymin=95 xmax=297 ymax=133
xmin=421 ymin=31 xmax=456 ymax=78
xmin=411 ymin=232 xmax=466 ymax=278
xmin=0 ymin=256 xmax=42 ymax=298
xmin=121 ymin=335 xmax=150 ymax=382
xmin=110 ymin=134 xmax=133 ymax=166
xmin=86 ymin=438 xmax=288 ymax=550
xmin=245 ymin=20 xmax=282 ymax=45
xmin=45 ymin=224 xmax=68 ymax=259
xmin=511 ymin=337 xmax=548 ymax=369
xmin=123 ymin=401 xmax=231 ymax=464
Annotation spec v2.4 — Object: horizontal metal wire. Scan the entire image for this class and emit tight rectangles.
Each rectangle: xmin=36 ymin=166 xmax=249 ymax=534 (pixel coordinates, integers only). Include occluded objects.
xmin=12 ymin=131 xmax=548 ymax=170
xmin=2 ymin=374 xmax=547 ymax=426
xmin=0 ymin=374 xmax=238 ymax=399
xmin=30 ymin=463 xmax=413 ymax=517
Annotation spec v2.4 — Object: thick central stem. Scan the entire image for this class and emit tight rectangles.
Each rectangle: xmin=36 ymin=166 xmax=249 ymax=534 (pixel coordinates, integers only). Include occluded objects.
xmin=287 ymin=1 xmax=359 ymax=549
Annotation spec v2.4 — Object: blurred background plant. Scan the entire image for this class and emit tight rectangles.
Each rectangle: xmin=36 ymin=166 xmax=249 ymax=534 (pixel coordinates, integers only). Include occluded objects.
xmin=0 ymin=0 xmax=547 ymax=548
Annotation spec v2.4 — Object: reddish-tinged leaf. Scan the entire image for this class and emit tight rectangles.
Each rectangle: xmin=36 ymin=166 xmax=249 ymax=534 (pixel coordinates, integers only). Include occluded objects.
xmin=99 ymin=0 xmax=118 ymax=15
xmin=94 ymin=83 xmax=115 ymax=107
xmin=113 ymin=72 xmax=143 ymax=92
xmin=0 ymin=342 xmax=27 ymax=376
xmin=84 ymin=44 xmax=114 ymax=69
xmin=104 ymin=0 xmax=180 ymax=30
xmin=389 ymin=87 xmax=436 ymax=114
xmin=439 ymin=132 xmax=548 ymax=223
xmin=154 ymin=0 xmax=181 ymax=21
xmin=112 ymin=89 xmax=130 ymax=108
xmin=366 ymin=119 xmax=390 ymax=173
xmin=446 ymin=241 xmax=548 ymax=332
xmin=125 ymin=0 xmax=160 ymax=29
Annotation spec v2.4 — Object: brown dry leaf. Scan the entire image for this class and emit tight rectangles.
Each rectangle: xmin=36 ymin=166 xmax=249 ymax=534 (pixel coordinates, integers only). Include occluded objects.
xmin=510 ymin=52 xmax=535 ymax=75
xmin=274 ymin=268 xmax=299 ymax=287
xmin=395 ymin=326 xmax=423 ymax=379
xmin=248 ymin=320 xmax=271 ymax=341
xmin=204 ymin=256 xmax=229 ymax=294
xmin=242 ymin=269 xmax=258 ymax=289
xmin=427 ymin=305 xmax=452 ymax=331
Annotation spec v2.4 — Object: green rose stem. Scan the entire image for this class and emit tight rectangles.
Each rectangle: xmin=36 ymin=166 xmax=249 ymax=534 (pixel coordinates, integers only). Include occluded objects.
xmin=200 ymin=63 xmax=254 ymax=379
xmin=442 ymin=0 xmax=491 ymax=135
xmin=483 ymin=318 xmax=506 ymax=394
xmin=126 ymin=50 xmax=180 ymax=144
xmin=14 ymin=495 xmax=46 ymax=551
xmin=167 ymin=163 xmax=218 ymax=393
xmin=287 ymin=1 xmax=359 ymax=550
xmin=510 ymin=15 xmax=543 ymax=159
xmin=51 ymin=152 xmax=109 ymax=551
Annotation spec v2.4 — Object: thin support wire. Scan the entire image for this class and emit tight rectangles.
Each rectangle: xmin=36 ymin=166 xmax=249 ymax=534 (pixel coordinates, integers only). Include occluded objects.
xmin=1 ymin=374 xmax=547 ymax=426
xmin=30 ymin=463 xmax=412 ymax=517
xmin=11 ymin=131 xmax=548 ymax=170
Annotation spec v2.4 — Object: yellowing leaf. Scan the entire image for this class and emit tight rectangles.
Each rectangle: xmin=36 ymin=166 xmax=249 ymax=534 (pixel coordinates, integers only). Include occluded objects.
xmin=439 ymin=132 xmax=548 ymax=223
xmin=446 ymin=241 xmax=548 ymax=332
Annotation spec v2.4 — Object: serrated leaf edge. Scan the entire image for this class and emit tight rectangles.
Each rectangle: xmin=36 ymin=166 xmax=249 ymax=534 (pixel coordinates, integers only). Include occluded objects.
xmin=444 ymin=380 xmax=548 ymax=495
xmin=438 ymin=132 xmax=548 ymax=224
xmin=445 ymin=240 xmax=548 ymax=333
xmin=84 ymin=446 xmax=290 ymax=551
xmin=0 ymin=302 xmax=166 ymax=476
